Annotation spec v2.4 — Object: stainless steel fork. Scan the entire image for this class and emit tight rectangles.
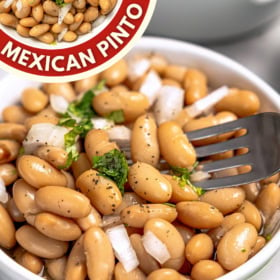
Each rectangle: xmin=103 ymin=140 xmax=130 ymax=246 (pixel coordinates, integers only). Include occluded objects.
xmin=186 ymin=112 xmax=280 ymax=189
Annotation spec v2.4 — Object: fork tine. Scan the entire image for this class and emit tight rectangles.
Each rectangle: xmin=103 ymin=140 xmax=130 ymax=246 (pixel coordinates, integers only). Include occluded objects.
xmin=195 ymin=135 xmax=249 ymax=158
xmin=196 ymin=171 xmax=259 ymax=190
xmin=186 ymin=117 xmax=249 ymax=141
xmin=200 ymin=153 xmax=253 ymax=173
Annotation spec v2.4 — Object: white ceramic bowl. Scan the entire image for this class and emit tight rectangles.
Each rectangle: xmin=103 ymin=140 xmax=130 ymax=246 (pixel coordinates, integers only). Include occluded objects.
xmin=0 ymin=37 xmax=280 ymax=280
xmin=146 ymin=0 xmax=280 ymax=43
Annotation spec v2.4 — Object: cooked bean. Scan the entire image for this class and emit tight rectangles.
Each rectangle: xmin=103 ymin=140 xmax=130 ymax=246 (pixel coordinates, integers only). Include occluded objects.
xmin=13 ymin=179 xmax=41 ymax=215
xmin=163 ymin=65 xmax=187 ymax=84
xmin=177 ymin=201 xmax=224 ymax=229
xmin=74 ymin=74 xmax=99 ymax=93
xmin=255 ymin=183 xmax=280 ymax=221
xmin=71 ymin=152 xmax=91 ymax=179
xmin=84 ymin=6 xmax=98 ymax=22
xmin=0 ymin=164 xmax=18 ymax=186
xmin=158 ymin=121 xmax=196 ymax=168
xmin=69 ymin=12 xmax=83 ymax=31
xmin=183 ymin=69 xmax=207 ymax=105
xmin=238 ymin=200 xmax=262 ymax=231
xmin=27 ymin=0 xmax=40 ymax=7
xmin=0 ymin=1 xmax=11 ymax=13
xmin=19 ymin=17 xmax=37 ymax=27
xmin=38 ymin=32 xmax=55 ymax=44
xmin=75 ymin=206 xmax=102 ymax=231
xmin=0 ymin=13 xmax=18 ymax=27
xmin=130 ymin=233 xmax=160 ymax=274
xmin=250 ymin=236 xmax=266 ymax=257
xmin=149 ymin=53 xmax=168 ymax=74
xmin=35 ymin=186 xmax=91 ymax=218
xmin=100 ymin=0 xmax=116 ymax=15
xmin=34 ymin=212 xmax=82 ymax=241
xmin=16 ymin=225 xmax=68 ymax=259
xmin=42 ymin=83 xmax=76 ymax=102
xmin=7 ymin=198 xmax=25 ymax=222
xmin=217 ymin=223 xmax=258 ymax=270
xmin=0 ymin=140 xmax=20 ymax=164
xmin=45 ymin=256 xmax=67 ymax=280
xmin=185 ymin=233 xmax=213 ymax=264
xmin=34 ymin=146 xmax=67 ymax=169
xmin=16 ymin=24 xmax=30 ymax=37
xmin=32 ymin=4 xmax=44 ymax=22
xmin=21 ymin=88 xmax=48 ymax=113
xmin=14 ymin=0 xmax=31 ymax=19
xmin=51 ymin=22 xmax=67 ymax=33
xmin=147 ymin=268 xmax=185 ymax=280
xmin=84 ymin=226 xmax=115 ymax=280
xmin=43 ymin=1 xmax=59 ymax=16
xmin=215 ymin=88 xmax=260 ymax=117
xmin=29 ymin=23 xmax=50 ymax=37
xmin=2 ymin=105 xmax=32 ymax=124
xmin=128 ymin=162 xmax=172 ymax=203
xmin=131 ymin=114 xmax=159 ymax=166
xmin=63 ymin=12 xmax=74 ymax=24
xmin=200 ymin=187 xmax=245 ymax=215
xmin=0 ymin=123 xmax=27 ymax=142
xmin=191 ymin=260 xmax=225 ymax=280
xmin=164 ymin=174 xmax=198 ymax=203
xmin=101 ymin=59 xmax=128 ymax=86
xmin=17 ymin=251 xmax=44 ymax=274
xmin=121 ymin=204 xmax=177 ymax=228
xmin=76 ymin=169 xmax=122 ymax=215
xmin=208 ymin=213 xmax=245 ymax=246
xmin=65 ymin=234 xmax=87 ymax=280
xmin=17 ymin=155 xmax=67 ymax=188
xmin=144 ymin=218 xmax=185 ymax=270
xmin=0 ymin=204 xmax=16 ymax=249
xmin=63 ymin=31 xmax=78 ymax=42
xmin=114 ymin=262 xmax=146 ymax=280
xmin=173 ymin=222 xmax=195 ymax=245
xmin=241 ymin=183 xmax=260 ymax=202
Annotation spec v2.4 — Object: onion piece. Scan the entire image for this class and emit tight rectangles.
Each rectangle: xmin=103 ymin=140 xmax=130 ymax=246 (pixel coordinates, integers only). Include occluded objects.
xmin=191 ymin=171 xmax=211 ymax=182
xmin=107 ymin=125 xmax=131 ymax=142
xmin=185 ymin=86 xmax=229 ymax=118
xmin=154 ymin=85 xmax=184 ymax=125
xmin=127 ymin=56 xmax=151 ymax=82
xmin=50 ymin=94 xmax=69 ymax=114
xmin=139 ymin=70 xmax=162 ymax=105
xmin=102 ymin=214 xmax=122 ymax=228
xmin=58 ymin=3 xmax=72 ymax=25
xmin=106 ymin=224 xmax=139 ymax=272
xmin=57 ymin=27 xmax=68 ymax=42
xmin=91 ymin=117 xmax=114 ymax=130
xmin=263 ymin=209 xmax=280 ymax=237
xmin=23 ymin=123 xmax=68 ymax=154
xmin=92 ymin=15 xmax=106 ymax=28
xmin=16 ymin=0 xmax=22 ymax=11
xmin=142 ymin=230 xmax=171 ymax=264
xmin=0 ymin=177 xmax=8 ymax=204
xmin=3 ymin=0 xmax=13 ymax=8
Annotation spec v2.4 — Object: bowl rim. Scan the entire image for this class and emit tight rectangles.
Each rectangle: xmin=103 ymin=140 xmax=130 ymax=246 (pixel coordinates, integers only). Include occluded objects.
xmin=0 ymin=36 xmax=279 ymax=280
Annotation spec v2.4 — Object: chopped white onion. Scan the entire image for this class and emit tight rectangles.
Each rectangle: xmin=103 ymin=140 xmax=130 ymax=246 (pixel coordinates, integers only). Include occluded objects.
xmin=185 ymin=86 xmax=229 ymax=118
xmin=3 ymin=0 xmax=13 ymax=8
xmin=127 ymin=56 xmax=151 ymax=82
xmin=106 ymin=224 xmax=139 ymax=272
xmin=0 ymin=177 xmax=8 ymax=204
xmin=57 ymin=27 xmax=68 ymax=42
xmin=107 ymin=125 xmax=131 ymax=142
xmin=154 ymin=85 xmax=184 ymax=125
xmin=191 ymin=171 xmax=211 ymax=182
xmin=23 ymin=123 xmax=68 ymax=154
xmin=58 ymin=3 xmax=72 ymax=25
xmin=50 ymin=94 xmax=69 ymax=114
xmin=102 ymin=214 xmax=122 ymax=228
xmin=139 ymin=70 xmax=162 ymax=105
xmin=91 ymin=117 xmax=114 ymax=130
xmin=92 ymin=15 xmax=106 ymax=28
xmin=142 ymin=230 xmax=171 ymax=264
xmin=16 ymin=0 xmax=22 ymax=11
xmin=263 ymin=209 xmax=280 ymax=236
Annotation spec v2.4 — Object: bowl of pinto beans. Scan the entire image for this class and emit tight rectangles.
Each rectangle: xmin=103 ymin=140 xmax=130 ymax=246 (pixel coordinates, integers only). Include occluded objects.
xmin=0 ymin=36 xmax=279 ymax=280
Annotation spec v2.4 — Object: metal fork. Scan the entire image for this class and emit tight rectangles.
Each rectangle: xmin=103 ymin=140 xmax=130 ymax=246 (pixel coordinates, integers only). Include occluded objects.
xmin=119 ymin=112 xmax=280 ymax=190
xmin=182 ymin=112 xmax=280 ymax=189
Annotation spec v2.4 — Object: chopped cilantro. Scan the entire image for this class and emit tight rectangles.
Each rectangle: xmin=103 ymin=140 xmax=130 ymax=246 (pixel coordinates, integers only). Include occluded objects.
xmin=241 ymin=248 xmax=246 ymax=253
xmin=107 ymin=110 xmax=125 ymax=123
xmin=52 ymin=0 xmax=65 ymax=7
xmin=93 ymin=149 xmax=128 ymax=195
xmin=18 ymin=146 xmax=25 ymax=156
xmin=265 ymin=233 xmax=272 ymax=241
xmin=163 ymin=203 xmax=176 ymax=208
xmin=171 ymin=162 xmax=205 ymax=196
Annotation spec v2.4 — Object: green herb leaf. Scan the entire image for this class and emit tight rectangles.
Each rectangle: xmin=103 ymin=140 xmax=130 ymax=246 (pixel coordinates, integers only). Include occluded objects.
xmin=241 ymin=248 xmax=246 ymax=253
xmin=107 ymin=110 xmax=125 ymax=123
xmin=93 ymin=149 xmax=128 ymax=195
xmin=18 ymin=146 xmax=25 ymax=156
xmin=53 ymin=0 xmax=65 ymax=7
xmin=171 ymin=162 xmax=205 ymax=196
xmin=265 ymin=233 xmax=272 ymax=241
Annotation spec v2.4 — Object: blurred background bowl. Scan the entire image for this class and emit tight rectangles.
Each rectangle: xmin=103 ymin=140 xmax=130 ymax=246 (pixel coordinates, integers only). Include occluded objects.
xmin=146 ymin=0 xmax=280 ymax=43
